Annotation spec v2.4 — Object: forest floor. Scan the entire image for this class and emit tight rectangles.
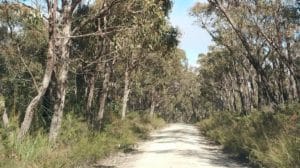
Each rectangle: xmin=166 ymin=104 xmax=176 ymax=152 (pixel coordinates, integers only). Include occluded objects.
xmin=91 ymin=123 xmax=249 ymax=168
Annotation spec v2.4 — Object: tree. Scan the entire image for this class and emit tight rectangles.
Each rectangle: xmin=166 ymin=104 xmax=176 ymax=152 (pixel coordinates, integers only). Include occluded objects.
xmin=191 ymin=0 xmax=300 ymax=115
xmin=0 ymin=0 xmax=188 ymax=145
xmin=17 ymin=0 xmax=121 ymax=141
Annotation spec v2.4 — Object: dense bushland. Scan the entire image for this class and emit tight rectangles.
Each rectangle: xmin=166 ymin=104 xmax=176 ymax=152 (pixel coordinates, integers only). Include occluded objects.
xmin=198 ymin=103 xmax=300 ymax=168
xmin=0 ymin=112 xmax=165 ymax=168
xmin=1 ymin=0 xmax=299 ymax=167
xmin=0 ymin=1 xmax=201 ymax=166
xmin=191 ymin=1 xmax=300 ymax=167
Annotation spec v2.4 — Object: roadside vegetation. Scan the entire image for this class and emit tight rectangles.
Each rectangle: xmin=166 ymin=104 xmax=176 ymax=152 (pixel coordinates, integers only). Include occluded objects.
xmin=198 ymin=103 xmax=300 ymax=167
xmin=0 ymin=112 xmax=165 ymax=167
xmin=191 ymin=1 xmax=300 ymax=168
xmin=0 ymin=0 xmax=190 ymax=167
xmin=1 ymin=0 xmax=299 ymax=167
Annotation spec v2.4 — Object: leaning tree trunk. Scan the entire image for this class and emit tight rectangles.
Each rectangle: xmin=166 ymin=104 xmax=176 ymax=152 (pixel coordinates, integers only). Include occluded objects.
xmin=121 ymin=66 xmax=130 ymax=120
xmin=18 ymin=1 xmax=57 ymax=139
xmin=215 ymin=2 xmax=277 ymax=105
xmin=18 ymin=45 xmax=55 ymax=140
xmin=49 ymin=3 xmax=72 ymax=142
xmin=96 ymin=63 xmax=111 ymax=128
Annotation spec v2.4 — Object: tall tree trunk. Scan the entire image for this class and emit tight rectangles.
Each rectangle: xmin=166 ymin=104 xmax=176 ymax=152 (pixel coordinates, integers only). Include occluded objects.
xmin=2 ymin=108 xmax=9 ymax=128
xmin=255 ymin=73 xmax=261 ymax=107
xmin=294 ymin=75 xmax=300 ymax=102
xmin=150 ymin=101 xmax=155 ymax=118
xmin=95 ymin=13 xmax=110 ymax=128
xmin=96 ymin=63 xmax=111 ymax=128
xmin=288 ymin=66 xmax=300 ymax=101
xmin=242 ymin=69 xmax=251 ymax=113
xmin=249 ymin=71 xmax=258 ymax=109
xmin=86 ymin=73 xmax=95 ymax=123
xmin=121 ymin=66 xmax=130 ymax=120
xmin=12 ymin=83 xmax=17 ymax=116
xmin=149 ymin=87 xmax=156 ymax=118
xmin=18 ymin=0 xmax=57 ymax=139
xmin=234 ymin=62 xmax=247 ymax=115
xmin=49 ymin=3 xmax=72 ymax=142
xmin=0 ymin=94 xmax=8 ymax=128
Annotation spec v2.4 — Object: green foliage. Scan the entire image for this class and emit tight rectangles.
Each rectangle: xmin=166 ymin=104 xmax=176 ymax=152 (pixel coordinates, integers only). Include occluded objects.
xmin=198 ymin=103 xmax=300 ymax=168
xmin=0 ymin=128 xmax=50 ymax=168
xmin=0 ymin=112 xmax=165 ymax=167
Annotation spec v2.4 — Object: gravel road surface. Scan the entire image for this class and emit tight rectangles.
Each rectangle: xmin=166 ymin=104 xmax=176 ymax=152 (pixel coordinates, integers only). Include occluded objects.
xmin=95 ymin=123 xmax=248 ymax=168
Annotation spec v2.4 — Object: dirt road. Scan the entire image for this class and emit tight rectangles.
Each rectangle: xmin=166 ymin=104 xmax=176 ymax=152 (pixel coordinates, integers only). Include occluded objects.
xmin=96 ymin=123 xmax=248 ymax=168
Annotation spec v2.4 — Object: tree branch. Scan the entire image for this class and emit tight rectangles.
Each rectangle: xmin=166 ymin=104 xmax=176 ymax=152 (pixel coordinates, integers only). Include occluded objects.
xmin=71 ymin=0 xmax=121 ymax=34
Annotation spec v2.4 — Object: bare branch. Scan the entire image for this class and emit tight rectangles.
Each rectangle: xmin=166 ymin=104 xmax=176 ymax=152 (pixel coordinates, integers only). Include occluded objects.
xmin=58 ymin=26 xmax=135 ymax=39
xmin=16 ymin=46 xmax=39 ymax=93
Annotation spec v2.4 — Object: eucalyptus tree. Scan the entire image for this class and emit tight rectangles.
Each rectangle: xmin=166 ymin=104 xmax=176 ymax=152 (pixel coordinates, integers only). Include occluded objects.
xmin=0 ymin=92 xmax=8 ymax=128
xmin=191 ymin=0 xmax=300 ymax=114
xmin=0 ymin=0 xmax=191 ymax=142
xmin=145 ymin=48 xmax=193 ymax=121
xmin=109 ymin=0 xmax=176 ymax=120
xmin=131 ymin=36 xmax=179 ymax=119
xmin=70 ymin=3 xmax=116 ymax=127
xmin=0 ymin=1 xmax=47 ymax=129
xmin=15 ymin=0 xmax=121 ymax=141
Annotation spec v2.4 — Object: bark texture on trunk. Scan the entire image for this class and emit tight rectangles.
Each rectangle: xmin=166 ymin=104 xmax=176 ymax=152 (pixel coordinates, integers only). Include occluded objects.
xmin=150 ymin=102 xmax=155 ymax=118
xmin=149 ymin=87 xmax=156 ymax=118
xmin=97 ymin=63 xmax=111 ymax=128
xmin=49 ymin=2 xmax=72 ymax=142
xmin=86 ymin=74 xmax=95 ymax=123
xmin=0 ymin=95 xmax=9 ymax=128
xmin=2 ymin=109 xmax=9 ymax=128
xmin=121 ymin=66 xmax=130 ymax=120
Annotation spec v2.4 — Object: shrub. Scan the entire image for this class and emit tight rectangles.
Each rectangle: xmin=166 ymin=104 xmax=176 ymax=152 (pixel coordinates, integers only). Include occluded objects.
xmin=0 ymin=111 xmax=166 ymax=167
xmin=198 ymin=103 xmax=300 ymax=168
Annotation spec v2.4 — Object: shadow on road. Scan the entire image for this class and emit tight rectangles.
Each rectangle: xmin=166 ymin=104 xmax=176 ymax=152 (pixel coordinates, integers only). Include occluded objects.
xmin=137 ymin=125 xmax=249 ymax=168
xmin=94 ymin=124 xmax=249 ymax=168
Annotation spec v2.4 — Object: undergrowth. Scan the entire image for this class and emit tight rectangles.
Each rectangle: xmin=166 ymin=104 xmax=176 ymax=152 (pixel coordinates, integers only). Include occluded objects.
xmin=197 ymin=103 xmax=300 ymax=168
xmin=0 ymin=112 xmax=165 ymax=168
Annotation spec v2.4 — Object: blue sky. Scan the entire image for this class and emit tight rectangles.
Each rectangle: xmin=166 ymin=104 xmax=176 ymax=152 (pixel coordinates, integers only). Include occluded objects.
xmin=169 ymin=0 xmax=213 ymax=66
